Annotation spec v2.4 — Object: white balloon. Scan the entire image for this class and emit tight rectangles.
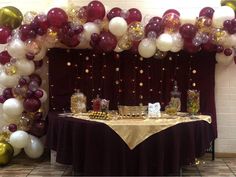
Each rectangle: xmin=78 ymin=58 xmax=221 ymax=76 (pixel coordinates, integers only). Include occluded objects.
xmin=212 ymin=6 xmax=235 ymax=28
xmin=39 ymin=89 xmax=48 ymax=103
xmin=0 ymin=72 xmax=20 ymax=88
xmin=83 ymin=22 xmax=100 ymax=41
xmin=3 ymin=98 xmax=24 ymax=116
xmin=13 ymin=147 xmax=22 ymax=156
xmin=0 ymin=103 xmax=2 ymax=114
xmin=226 ymin=34 xmax=236 ymax=48
xmin=24 ymin=135 xmax=44 ymax=159
xmin=34 ymin=47 xmax=47 ymax=61
xmin=109 ymin=17 xmax=128 ymax=37
xmin=170 ymin=32 xmax=183 ymax=52
xmin=156 ymin=33 xmax=173 ymax=52
xmin=16 ymin=59 xmax=35 ymax=76
xmin=138 ymin=38 xmax=156 ymax=58
xmin=216 ymin=50 xmax=234 ymax=66
xmin=9 ymin=130 xmax=29 ymax=149
xmin=114 ymin=45 xmax=124 ymax=53
xmin=7 ymin=38 xmax=26 ymax=59
xmin=77 ymin=33 xmax=91 ymax=49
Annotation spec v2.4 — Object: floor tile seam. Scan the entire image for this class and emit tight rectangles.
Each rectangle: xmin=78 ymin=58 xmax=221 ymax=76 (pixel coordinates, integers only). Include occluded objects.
xmin=222 ymin=158 xmax=236 ymax=176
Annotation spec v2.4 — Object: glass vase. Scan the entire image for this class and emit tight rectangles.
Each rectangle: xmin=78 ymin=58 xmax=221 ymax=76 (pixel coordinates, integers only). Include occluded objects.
xmin=187 ymin=90 xmax=200 ymax=115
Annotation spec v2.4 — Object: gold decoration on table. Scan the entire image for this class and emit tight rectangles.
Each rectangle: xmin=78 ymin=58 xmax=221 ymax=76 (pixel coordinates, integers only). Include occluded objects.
xmin=0 ymin=141 xmax=14 ymax=166
xmin=70 ymin=90 xmax=87 ymax=113
xmin=187 ymin=90 xmax=200 ymax=115
xmin=118 ymin=105 xmax=147 ymax=117
xmin=89 ymin=111 xmax=109 ymax=120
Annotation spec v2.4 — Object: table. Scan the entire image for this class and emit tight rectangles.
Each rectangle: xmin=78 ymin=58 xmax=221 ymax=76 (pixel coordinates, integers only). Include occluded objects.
xmin=46 ymin=111 xmax=214 ymax=176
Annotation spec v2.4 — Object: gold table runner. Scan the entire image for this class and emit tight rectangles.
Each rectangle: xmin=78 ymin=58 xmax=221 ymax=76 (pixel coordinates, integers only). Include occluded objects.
xmin=59 ymin=113 xmax=211 ymax=150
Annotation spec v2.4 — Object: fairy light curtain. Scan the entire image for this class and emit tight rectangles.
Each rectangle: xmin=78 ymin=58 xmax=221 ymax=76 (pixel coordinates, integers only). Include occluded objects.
xmin=47 ymin=48 xmax=217 ymax=138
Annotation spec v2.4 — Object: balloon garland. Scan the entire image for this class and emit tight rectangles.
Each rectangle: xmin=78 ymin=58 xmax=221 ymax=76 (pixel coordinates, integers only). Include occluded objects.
xmin=0 ymin=0 xmax=235 ymax=161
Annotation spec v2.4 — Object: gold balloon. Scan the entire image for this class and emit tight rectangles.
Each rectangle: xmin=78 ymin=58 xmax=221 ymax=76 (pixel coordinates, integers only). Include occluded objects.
xmin=195 ymin=17 xmax=212 ymax=34
xmin=4 ymin=63 xmax=17 ymax=76
xmin=118 ymin=34 xmax=132 ymax=50
xmin=127 ymin=22 xmax=145 ymax=41
xmin=211 ymin=28 xmax=228 ymax=45
xmin=0 ymin=6 xmax=23 ymax=29
xmin=0 ymin=141 xmax=14 ymax=166
xmin=221 ymin=0 xmax=236 ymax=11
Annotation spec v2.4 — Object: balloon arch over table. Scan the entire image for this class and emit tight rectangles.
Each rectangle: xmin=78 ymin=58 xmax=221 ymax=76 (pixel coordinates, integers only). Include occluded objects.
xmin=0 ymin=0 xmax=235 ymax=163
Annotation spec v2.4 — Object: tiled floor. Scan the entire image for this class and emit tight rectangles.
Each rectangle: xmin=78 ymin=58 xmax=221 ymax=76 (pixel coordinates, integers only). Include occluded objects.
xmin=1 ymin=152 xmax=236 ymax=176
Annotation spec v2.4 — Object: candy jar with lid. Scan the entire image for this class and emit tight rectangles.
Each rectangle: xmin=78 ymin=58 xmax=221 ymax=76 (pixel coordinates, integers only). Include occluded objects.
xmin=169 ymin=81 xmax=181 ymax=112
xmin=70 ymin=89 xmax=87 ymax=113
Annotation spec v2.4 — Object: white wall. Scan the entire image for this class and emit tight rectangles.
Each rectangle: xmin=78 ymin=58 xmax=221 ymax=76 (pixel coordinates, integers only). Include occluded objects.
xmin=1 ymin=0 xmax=236 ymax=153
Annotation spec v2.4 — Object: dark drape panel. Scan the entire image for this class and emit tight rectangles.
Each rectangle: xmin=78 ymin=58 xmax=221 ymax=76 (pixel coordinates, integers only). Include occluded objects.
xmin=47 ymin=49 xmax=217 ymax=138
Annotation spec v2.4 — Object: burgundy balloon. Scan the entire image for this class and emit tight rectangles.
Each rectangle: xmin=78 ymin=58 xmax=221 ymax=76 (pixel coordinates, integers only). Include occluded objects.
xmin=149 ymin=16 xmax=162 ymax=23
xmin=0 ymin=50 xmax=11 ymax=65
xmin=223 ymin=20 xmax=232 ymax=31
xmin=163 ymin=9 xmax=180 ymax=17
xmin=184 ymin=39 xmax=201 ymax=53
xmin=8 ymin=124 xmax=17 ymax=132
xmin=61 ymin=34 xmax=80 ymax=47
xmin=28 ymin=120 xmax=47 ymax=137
xmin=145 ymin=22 xmax=162 ymax=37
xmin=0 ymin=26 xmax=11 ymax=44
xmin=26 ymin=89 xmax=34 ymax=98
xmin=34 ymin=112 xmax=43 ymax=121
xmin=216 ymin=45 xmax=224 ymax=53
xmin=19 ymin=24 xmax=36 ymax=41
xmin=29 ymin=74 xmax=42 ymax=86
xmin=179 ymin=24 xmax=197 ymax=39
xmin=18 ymin=78 xmax=28 ymax=86
xmin=230 ymin=18 xmax=236 ymax=34
xmin=224 ymin=48 xmax=233 ymax=56
xmin=91 ymin=33 xmax=100 ymax=43
xmin=202 ymin=42 xmax=216 ymax=52
xmin=129 ymin=41 xmax=140 ymax=54
xmin=3 ymin=88 xmax=14 ymax=99
xmin=47 ymin=8 xmax=68 ymax=28
xmin=199 ymin=7 xmax=215 ymax=19
xmin=87 ymin=1 xmax=106 ymax=22
xmin=125 ymin=8 xmax=142 ymax=24
xmin=31 ymin=14 xmax=49 ymax=35
xmin=98 ymin=31 xmax=117 ymax=52
xmin=34 ymin=89 xmax=43 ymax=98
xmin=107 ymin=7 xmax=122 ymax=20
xmin=23 ymin=97 xmax=41 ymax=112
xmin=34 ymin=60 xmax=43 ymax=69
xmin=0 ymin=95 xmax=6 ymax=103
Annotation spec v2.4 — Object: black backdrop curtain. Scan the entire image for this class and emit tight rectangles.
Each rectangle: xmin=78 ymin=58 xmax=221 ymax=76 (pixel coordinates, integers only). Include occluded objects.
xmin=47 ymin=49 xmax=217 ymax=138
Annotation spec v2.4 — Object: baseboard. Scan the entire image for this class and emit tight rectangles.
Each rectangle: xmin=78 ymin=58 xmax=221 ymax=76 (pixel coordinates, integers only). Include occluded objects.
xmin=215 ymin=153 xmax=236 ymax=158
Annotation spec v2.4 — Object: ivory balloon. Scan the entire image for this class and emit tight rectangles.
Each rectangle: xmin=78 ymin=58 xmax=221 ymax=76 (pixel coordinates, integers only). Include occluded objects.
xmin=216 ymin=50 xmax=234 ymax=66
xmin=38 ymin=89 xmax=47 ymax=103
xmin=109 ymin=17 xmax=128 ymax=37
xmin=7 ymin=38 xmax=26 ymax=59
xmin=13 ymin=147 xmax=21 ymax=156
xmin=212 ymin=6 xmax=235 ymax=28
xmin=138 ymin=38 xmax=156 ymax=58
xmin=34 ymin=47 xmax=47 ymax=61
xmin=16 ymin=59 xmax=35 ymax=76
xmin=3 ymin=98 xmax=23 ymax=116
xmin=0 ymin=72 xmax=19 ymax=88
xmin=171 ymin=32 xmax=184 ymax=52
xmin=9 ymin=130 xmax=29 ymax=148
xmin=24 ymin=135 xmax=44 ymax=159
xmin=156 ymin=33 xmax=173 ymax=52
xmin=114 ymin=45 xmax=124 ymax=52
xmin=83 ymin=22 xmax=100 ymax=41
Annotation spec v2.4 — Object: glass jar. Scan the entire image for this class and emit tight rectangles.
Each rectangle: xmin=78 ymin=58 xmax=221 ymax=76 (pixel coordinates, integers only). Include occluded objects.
xmin=92 ymin=95 xmax=101 ymax=112
xmin=169 ymin=81 xmax=181 ymax=112
xmin=187 ymin=90 xmax=200 ymax=115
xmin=70 ymin=90 xmax=87 ymax=113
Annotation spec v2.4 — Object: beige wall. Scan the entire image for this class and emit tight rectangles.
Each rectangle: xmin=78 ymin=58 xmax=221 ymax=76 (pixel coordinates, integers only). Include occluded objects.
xmin=1 ymin=0 xmax=236 ymax=153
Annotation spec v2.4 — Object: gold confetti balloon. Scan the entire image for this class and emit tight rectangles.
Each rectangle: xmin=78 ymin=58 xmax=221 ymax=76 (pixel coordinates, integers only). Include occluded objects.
xmin=0 ymin=6 xmax=23 ymax=29
xmin=195 ymin=17 xmax=212 ymax=34
xmin=4 ymin=63 xmax=17 ymax=76
xmin=118 ymin=34 xmax=132 ymax=50
xmin=127 ymin=22 xmax=145 ymax=41
xmin=0 ymin=141 xmax=14 ymax=166
xmin=211 ymin=28 xmax=228 ymax=45
xmin=162 ymin=13 xmax=181 ymax=33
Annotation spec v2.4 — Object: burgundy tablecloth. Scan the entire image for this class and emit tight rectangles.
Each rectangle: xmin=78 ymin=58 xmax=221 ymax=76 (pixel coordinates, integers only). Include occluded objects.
xmin=46 ymin=111 xmax=214 ymax=176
